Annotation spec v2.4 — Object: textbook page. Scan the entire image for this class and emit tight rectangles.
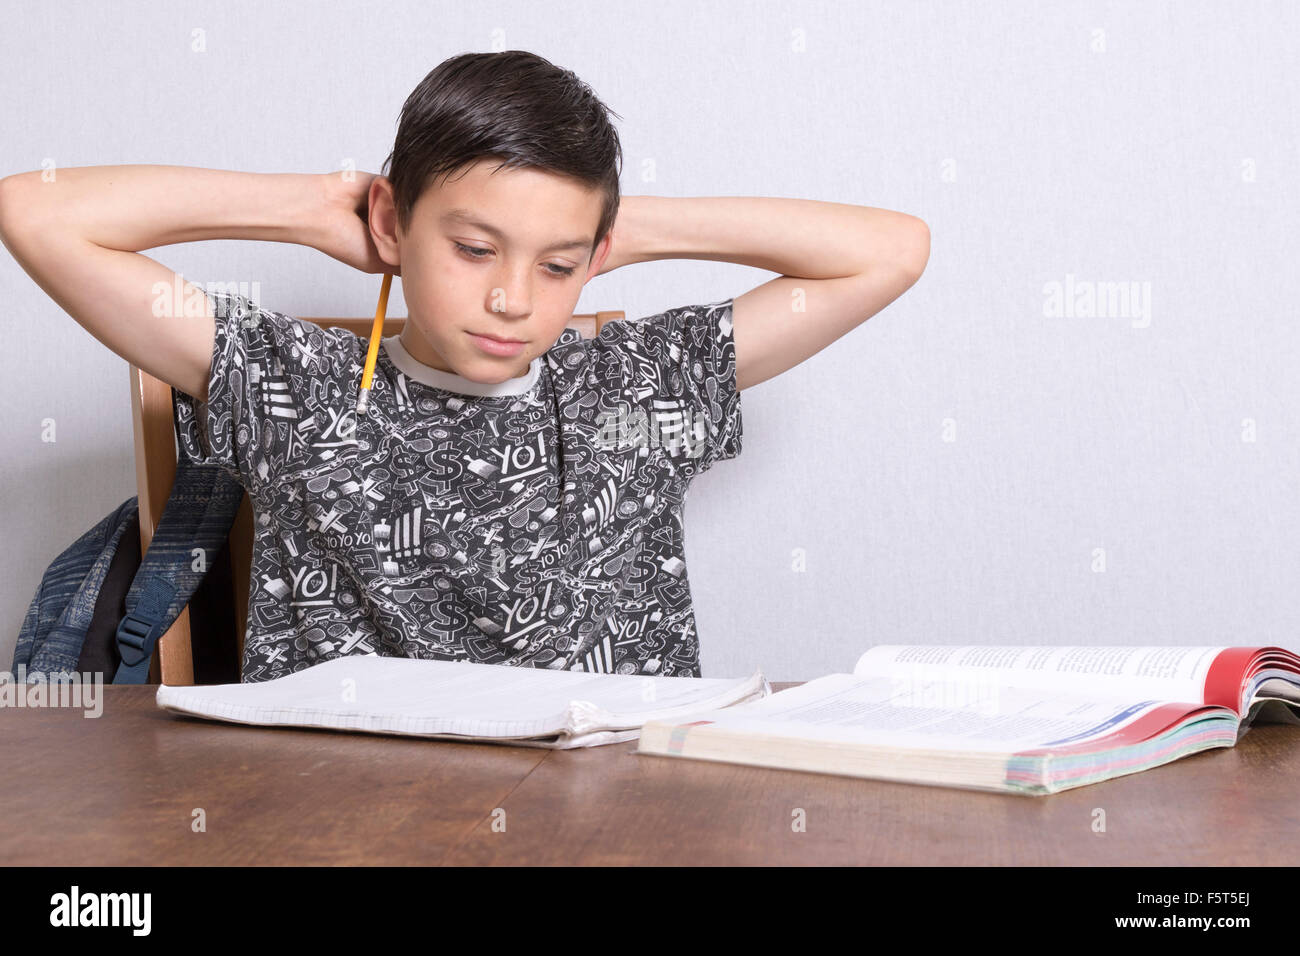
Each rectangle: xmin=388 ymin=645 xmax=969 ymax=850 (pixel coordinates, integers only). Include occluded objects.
xmin=851 ymin=645 xmax=1225 ymax=707
xmin=676 ymin=672 xmax=1213 ymax=754
xmin=156 ymin=655 xmax=769 ymax=743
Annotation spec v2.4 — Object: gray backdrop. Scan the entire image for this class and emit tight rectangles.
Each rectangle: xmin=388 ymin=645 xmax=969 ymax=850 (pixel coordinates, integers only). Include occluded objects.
xmin=2 ymin=0 xmax=1296 ymax=680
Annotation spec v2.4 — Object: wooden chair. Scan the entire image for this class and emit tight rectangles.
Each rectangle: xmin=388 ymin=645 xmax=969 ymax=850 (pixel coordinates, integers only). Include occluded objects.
xmin=129 ymin=308 xmax=623 ymax=685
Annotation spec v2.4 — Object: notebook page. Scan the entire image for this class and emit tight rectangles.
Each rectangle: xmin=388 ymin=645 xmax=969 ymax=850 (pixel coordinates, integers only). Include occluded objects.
xmin=156 ymin=655 xmax=767 ymax=740
xmin=670 ymin=673 xmax=1190 ymax=753
xmin=851 ymin=645 xmax=1223 ymax=706
xmin=566 ymin=670 xmax=771 ymax=728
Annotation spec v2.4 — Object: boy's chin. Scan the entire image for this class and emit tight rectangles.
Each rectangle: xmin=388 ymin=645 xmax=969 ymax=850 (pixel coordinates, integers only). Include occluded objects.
xmin=457 ymin=353 xmax=532 ymax=383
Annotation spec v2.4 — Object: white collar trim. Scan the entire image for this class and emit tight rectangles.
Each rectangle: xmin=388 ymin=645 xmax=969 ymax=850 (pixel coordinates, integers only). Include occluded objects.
xmin=382 ymin=335 xmax=541 ymax=397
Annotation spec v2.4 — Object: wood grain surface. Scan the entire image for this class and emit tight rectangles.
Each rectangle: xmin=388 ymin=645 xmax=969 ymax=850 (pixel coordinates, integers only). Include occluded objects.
xmin=2 ymin=682 xmax=1295 ymax=865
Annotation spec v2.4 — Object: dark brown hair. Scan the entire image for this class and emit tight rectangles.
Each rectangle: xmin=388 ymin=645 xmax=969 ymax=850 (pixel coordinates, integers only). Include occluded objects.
xmin=382 ymin=50 xmax=623 ymax=257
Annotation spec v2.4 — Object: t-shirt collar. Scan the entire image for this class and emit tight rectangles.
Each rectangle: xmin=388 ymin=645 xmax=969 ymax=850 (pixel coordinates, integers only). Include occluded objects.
xmin=381 ymin=334 xmax=541 ymax=397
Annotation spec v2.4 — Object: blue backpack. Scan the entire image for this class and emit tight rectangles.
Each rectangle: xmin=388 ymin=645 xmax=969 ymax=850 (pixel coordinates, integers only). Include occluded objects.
xmin=13 ymin=389 xmax=247 ymax=684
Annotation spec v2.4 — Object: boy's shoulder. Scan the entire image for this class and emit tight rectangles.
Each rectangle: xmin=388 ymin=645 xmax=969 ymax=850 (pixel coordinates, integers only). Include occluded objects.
xmin=567 ymin=299 xmax=736 ymax=377
xmin=207 ymin=290 xmax=365 ymax=375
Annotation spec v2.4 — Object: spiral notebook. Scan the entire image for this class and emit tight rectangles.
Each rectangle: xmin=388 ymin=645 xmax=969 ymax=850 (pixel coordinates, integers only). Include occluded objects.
xmin=155 ymin=654 xmax=771 ymax=749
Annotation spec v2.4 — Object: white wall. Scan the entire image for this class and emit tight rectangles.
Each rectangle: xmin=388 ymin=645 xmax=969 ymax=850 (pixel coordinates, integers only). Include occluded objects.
xmin=2 ymin=0 xmax=1296 ymax=681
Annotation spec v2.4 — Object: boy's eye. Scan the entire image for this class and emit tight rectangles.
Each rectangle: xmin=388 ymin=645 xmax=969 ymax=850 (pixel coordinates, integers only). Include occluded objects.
xmin=455 ymin=242 xmax=576 ymax=278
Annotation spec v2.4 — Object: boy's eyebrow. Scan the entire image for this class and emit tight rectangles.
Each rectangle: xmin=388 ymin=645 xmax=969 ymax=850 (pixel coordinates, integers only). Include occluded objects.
xmin=441 ymin=207 xmax=592 ymax=253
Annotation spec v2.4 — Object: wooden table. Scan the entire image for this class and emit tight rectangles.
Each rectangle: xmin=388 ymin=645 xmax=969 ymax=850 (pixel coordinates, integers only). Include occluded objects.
xmin=2 ymin=683 xmax=1297 ymax=865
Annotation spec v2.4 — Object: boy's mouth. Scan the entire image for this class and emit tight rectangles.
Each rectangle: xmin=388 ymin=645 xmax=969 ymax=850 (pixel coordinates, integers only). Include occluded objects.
xmin=467 ymin=331 xmax=527 ymax=357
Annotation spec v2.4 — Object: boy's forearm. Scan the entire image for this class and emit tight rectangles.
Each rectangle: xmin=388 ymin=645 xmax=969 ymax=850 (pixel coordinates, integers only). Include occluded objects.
xmin=0 ymin=164 xmax=325 ymax=252
xmin=610 ymin=195 xmax=927 ymax=280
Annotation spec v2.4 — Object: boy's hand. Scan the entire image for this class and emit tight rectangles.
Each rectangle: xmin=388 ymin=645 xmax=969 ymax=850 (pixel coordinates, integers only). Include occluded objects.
xmin=313 ymin=171 xmax=401 ymax=276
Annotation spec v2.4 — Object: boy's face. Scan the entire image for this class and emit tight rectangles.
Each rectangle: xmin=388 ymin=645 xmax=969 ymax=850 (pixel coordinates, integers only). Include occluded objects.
xmin=372 ymin=158 xmax=612 ymax=383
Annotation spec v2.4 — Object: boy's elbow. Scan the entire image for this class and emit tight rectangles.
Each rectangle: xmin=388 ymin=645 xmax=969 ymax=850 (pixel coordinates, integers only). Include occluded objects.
xmin=0 ymin=175 xmax=15 ymax=240
xmin=0 ymin=173 xmax=36 ymax=242
xmin=899 ymin=216 xmax=930 ymax=279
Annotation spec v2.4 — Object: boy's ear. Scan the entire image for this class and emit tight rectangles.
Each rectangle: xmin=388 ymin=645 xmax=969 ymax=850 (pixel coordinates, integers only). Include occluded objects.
xmin=586 ymin=231 xmax=613 ymax=281
xmin=369 ymin=174 xmax=402 ymax=270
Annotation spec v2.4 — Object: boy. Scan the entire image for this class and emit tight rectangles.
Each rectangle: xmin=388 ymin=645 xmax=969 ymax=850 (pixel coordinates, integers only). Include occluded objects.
xmin=0 ymin=50 xmax=929 ymax=682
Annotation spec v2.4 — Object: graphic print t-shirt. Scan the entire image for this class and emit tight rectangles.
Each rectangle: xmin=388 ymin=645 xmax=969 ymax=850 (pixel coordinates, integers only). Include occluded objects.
xmin=174 ymin=291 xmax=742 ymax=682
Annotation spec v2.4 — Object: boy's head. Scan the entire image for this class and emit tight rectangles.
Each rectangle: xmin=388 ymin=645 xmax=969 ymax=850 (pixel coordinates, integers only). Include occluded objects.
xmin=371 ymin=50 xmax=623 ymax=383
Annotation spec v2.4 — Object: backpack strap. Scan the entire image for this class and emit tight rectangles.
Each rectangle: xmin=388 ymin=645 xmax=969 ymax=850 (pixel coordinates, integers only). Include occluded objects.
xmin=114 ymin=390 xmax=247 ymax=683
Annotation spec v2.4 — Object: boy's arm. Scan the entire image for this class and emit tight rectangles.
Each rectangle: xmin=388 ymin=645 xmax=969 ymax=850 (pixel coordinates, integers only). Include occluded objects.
xmin=600 ymin=196 xmax=930 ymax=391
xmin=0 ymin=165 xmax=381 ymax=400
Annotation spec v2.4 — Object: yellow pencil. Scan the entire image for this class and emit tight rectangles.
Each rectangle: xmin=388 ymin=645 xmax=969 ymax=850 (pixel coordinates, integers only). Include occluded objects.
xmin=356 ymin=272 xmax=393 ymax=416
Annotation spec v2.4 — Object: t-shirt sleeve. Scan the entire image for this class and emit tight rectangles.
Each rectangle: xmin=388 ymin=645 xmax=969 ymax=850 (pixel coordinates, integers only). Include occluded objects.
xmin=593 ymin=298 xmax=743 ymax=482
xmin=173 ymin=290 xmax=356 ymax=497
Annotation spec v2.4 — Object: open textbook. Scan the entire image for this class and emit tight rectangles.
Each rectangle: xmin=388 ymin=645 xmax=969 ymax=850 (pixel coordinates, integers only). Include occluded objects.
xmin=636 ymin=645 xmax=1300 ymax=795
xmin=155 ymin=654 xmax=770 ymax=749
